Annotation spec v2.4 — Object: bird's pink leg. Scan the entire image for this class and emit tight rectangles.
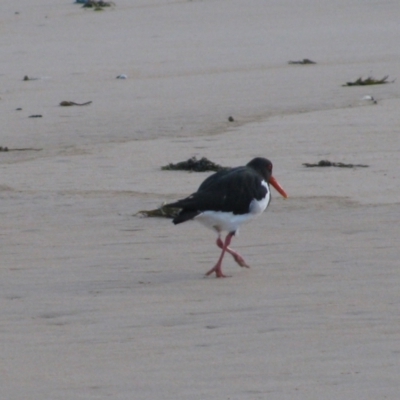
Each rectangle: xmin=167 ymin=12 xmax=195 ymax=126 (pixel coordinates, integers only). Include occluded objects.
xmin=216 ymin=236 xmax=250 ymax=268
xmin=205 ymin=232 xmax=234 ymax=278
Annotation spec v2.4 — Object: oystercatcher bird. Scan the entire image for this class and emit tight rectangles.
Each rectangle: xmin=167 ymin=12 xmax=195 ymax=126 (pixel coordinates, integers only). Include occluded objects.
xmin=165 ymin=157 xmax=288 ymax=277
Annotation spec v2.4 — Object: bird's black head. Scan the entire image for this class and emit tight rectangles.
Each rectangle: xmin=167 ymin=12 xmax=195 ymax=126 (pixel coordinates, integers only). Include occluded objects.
xmin=246 ymin=157 xmax=273 ymax=181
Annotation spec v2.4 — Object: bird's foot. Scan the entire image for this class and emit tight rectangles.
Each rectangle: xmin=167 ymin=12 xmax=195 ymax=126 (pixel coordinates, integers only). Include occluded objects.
xmin=204 ymin=265 xmax=230 ymax=278
xmin=232 ymin=253 xmax=250 ymax=268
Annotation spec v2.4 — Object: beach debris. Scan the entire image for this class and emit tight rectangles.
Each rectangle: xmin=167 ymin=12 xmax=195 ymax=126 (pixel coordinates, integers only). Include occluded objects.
xmin=1 ymin=146 xmax=42 ymax=152
xmin=362 ymin=95 xmax=377 ymax=104
xmin=343 ymin=75 xmax=394 ymax=86
xmin=136 ymin=203 xmax=180 ymax=219
xmin=228 ymin=116 xmax=235 ymax=122
xmin=162 ymin=157 xmax=229 ymax=172
xmin=59 ymin=100 xmax=92 ymax=106
xmin=82 ymin=1 xmax=114 ymax=9
xmin=16 ymin=108 xmax=22 ymax=111
xmin=303 ymin=160 xmax=369 ymax=168
xmin=29 ymin=115 xmax=43 ymax=118
xmin=362 ymin=94 xmax=378 ymax=104
xmin=116 ymin=74 xmax=128 ymax=79
xmin=362 ymin=95 xmax=374 ymax=101
xmin=23 ymin=75 xmax=38 ymax=81
xmin=288 ymin=59 xmax=316 ymax=65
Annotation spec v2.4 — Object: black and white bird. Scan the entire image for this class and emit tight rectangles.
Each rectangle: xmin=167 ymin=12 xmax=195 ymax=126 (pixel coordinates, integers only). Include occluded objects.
xmin=165 ymin=157 xmax=288 ymax=277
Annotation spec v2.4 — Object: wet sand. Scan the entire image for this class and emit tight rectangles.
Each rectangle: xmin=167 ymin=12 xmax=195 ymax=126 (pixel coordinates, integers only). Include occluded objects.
xmin=1 ymin=1 xmax=400 ymax=399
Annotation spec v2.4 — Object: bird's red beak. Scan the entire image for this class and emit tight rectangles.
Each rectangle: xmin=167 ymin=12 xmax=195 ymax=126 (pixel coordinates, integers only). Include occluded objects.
xmin=269 ymin=176 xmax=288 ymax=198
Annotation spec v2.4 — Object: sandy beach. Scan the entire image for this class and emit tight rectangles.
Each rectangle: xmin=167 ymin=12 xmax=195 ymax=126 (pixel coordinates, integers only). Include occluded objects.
xmin=1 ymin=1 xmax=400 ymax=399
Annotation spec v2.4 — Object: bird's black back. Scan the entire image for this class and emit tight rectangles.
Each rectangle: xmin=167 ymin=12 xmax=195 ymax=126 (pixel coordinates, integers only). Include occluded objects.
xmin=167 ymin=159 xmax=272 ymax=224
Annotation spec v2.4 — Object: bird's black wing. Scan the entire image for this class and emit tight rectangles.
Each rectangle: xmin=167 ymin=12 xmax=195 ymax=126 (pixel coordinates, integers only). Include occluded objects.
xmin=166 ymin=167 xmax=268 ymax=224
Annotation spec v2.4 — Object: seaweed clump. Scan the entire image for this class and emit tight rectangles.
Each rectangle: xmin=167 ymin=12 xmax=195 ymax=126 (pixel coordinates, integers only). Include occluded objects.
xmin=343 ymin=76 xmax=394 ymax=86
xmin=288 ymin=59 xmax=316 ymax=65
xmin=82 ymin=1 xmax=114 ymax=10
xmin=162 ymin=157 xmax=229 ymax=172
xmin=303 ymin=160 xmax=369 ymax=168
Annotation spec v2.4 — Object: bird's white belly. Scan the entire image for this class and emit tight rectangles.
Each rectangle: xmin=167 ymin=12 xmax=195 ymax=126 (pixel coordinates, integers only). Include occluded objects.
xmin=195 ymin=184 xmax=270 ymax=233
xmin=195 ymin=211 xmax=255 ymax=233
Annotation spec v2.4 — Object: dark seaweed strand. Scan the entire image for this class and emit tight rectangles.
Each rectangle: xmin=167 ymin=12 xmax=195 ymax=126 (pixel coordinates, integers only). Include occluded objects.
xmin=303 ymin=160 xmax=369 ymax=168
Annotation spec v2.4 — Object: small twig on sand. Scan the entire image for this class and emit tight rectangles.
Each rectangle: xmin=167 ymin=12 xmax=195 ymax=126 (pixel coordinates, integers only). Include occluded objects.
xmin=0 ymin=146 xmax=42 ymax=152
xmin=59 ymin=101 xmax=92 ymax=106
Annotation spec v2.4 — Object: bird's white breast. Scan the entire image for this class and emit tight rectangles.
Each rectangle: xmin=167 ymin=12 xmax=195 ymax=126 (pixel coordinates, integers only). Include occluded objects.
xmin=249 ymin=181 xmax=270 ymax=215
